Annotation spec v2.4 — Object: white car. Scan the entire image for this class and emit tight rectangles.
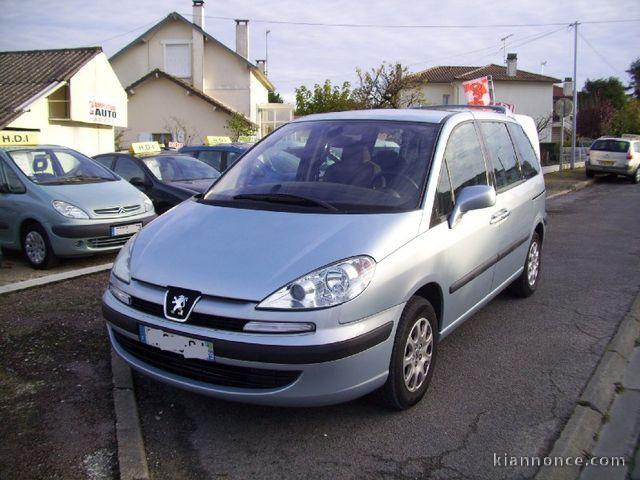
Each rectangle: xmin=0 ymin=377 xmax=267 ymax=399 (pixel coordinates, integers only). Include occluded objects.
xmin=586 ymin=135 xmax=640 ymax=183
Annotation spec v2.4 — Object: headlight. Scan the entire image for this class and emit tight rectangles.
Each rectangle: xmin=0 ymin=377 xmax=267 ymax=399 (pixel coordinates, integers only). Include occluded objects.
xmin=112 ymin=234 xmax=136 ymax=283
xmin=52 ymin=200 xmax=89 ymax=219
xmin=141 ymin=194 xmax=154 ymax=213
xmin=257 ymin=256 xmax=376 ymax=310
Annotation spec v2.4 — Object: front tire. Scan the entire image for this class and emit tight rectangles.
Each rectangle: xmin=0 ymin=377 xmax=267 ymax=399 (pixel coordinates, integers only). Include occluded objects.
xmin=21 ymin=223 xmax=57 ymax=269
xmin=631 ymin=168 xmax=640 ymax=184
xmin=586 ymin=169 xmax=595 ymax=178
xmin=381 ymin=297 xmax=438 ymax=410
xmin=509 ymin=232 xmax=542 ymax=298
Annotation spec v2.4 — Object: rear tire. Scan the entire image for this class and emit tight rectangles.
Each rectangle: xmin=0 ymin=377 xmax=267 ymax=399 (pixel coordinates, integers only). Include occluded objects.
xmin=586 ymin=169 xmax=595 ymax=178
xmin=509 ymin=232 xmax=541 ymax=298
xmin=21 ymin=223 xmax=57 ymax=269
xmin=380 ymin=297 xmax=438 ymax=410
xmin=631 ymin=168 xmax=640 ymax=184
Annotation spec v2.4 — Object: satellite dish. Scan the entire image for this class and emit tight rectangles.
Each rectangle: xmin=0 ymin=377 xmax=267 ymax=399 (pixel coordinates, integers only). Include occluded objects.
xmin=555 ymin=98 xmax=574 ymax=118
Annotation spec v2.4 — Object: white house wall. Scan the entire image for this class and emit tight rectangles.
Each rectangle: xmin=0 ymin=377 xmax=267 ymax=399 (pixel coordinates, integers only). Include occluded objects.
xmin=249 ymin=72 xmax=269 ymax=123
xmin=7 ymin=96 xmax=115 ymax=156
xmin=416 ymin=83 xmax=454 ymax=106
xmin=122 ymin=75 xmax=232 ymax=147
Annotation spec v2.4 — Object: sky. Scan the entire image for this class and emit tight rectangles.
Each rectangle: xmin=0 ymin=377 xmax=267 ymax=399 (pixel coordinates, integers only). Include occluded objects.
xmin=1 ymin=0 xmax=638 ymax=103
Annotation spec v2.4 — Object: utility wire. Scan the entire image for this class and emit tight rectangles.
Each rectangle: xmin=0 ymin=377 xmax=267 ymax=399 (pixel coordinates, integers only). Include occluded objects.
xmin=577 ymin=30 xmax=625 ymax=77
xmin=179 ymin=13 xmax=640 ymax=29
xmin=88 ymin=17 xmax=162 ymax=45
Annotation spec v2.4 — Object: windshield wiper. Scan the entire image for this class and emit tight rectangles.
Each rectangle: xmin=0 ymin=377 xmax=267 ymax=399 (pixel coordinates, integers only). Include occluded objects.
xmin=232 ymin=193 xmax=338 ymax=211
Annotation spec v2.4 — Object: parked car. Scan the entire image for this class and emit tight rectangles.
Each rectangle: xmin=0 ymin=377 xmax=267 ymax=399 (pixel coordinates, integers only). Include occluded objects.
xmin=0 ymin=142 xmax=156 ymax=269
xmin=103 ymin=106 xmax=546 ymax=409
xmin=94 ymin=147 xmax=220 ymax=214
xmin=180 ymin=143 xmax=251 ymax=172
xmin=585 ymin=136 xmax=640 ymax=183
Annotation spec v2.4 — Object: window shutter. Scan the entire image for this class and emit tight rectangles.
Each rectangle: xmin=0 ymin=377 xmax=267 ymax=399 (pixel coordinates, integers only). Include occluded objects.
xmin=165 ymin=43 xmax=191 ymax=78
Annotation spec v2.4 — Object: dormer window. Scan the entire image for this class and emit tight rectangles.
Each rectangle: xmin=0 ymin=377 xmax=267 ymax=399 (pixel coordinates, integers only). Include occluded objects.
xmin=163 ymin=41 xmax=191 ymax=79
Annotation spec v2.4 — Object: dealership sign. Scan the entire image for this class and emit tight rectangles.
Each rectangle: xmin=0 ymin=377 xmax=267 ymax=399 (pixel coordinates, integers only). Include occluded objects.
xmin=89 ymin=100 xmax=118 ymax=125
xmin=462 ymin=76 xmax=493 ymax=106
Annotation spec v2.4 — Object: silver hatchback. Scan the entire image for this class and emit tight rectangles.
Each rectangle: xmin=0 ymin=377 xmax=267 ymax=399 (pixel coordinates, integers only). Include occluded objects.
xmin=103 ymin=106 xmax=546 ymax=409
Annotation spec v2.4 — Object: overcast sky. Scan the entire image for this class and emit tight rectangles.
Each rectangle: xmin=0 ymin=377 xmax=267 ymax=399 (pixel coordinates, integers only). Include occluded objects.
xmin=1 ymin=0 xmax=638 ymax=103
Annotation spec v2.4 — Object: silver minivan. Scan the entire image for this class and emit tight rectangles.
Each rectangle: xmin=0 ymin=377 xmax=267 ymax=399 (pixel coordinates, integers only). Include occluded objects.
xmin=103 ymin=106 xmax=546 ymax=409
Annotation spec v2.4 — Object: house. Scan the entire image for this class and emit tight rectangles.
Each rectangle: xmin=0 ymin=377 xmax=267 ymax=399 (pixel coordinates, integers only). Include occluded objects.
xmin=0 ymin=47 xmax=127 ymax=155
xmin=110 ymin=1 xmax=292 ymax=146
xmin=410 ymin=54 xmax=561 ymax=142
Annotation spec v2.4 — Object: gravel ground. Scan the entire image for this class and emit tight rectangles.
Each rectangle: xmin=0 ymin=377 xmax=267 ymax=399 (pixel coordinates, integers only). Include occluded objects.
xmin=0 ymin=272 xmax=116 ymax=480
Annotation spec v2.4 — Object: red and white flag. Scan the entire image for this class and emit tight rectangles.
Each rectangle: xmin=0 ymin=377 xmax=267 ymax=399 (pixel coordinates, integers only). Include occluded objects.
xmin=462 ymin=76 xmax=492 ymax=106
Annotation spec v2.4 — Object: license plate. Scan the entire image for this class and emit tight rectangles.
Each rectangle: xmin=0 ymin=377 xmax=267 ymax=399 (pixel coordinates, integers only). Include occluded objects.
xmin=111 ymin=223 xmax=142 ymax=237
xmin=600 ymin=161 xmax=615 ymax=166
xmin=139 ymin=326 xmax=215 ymax=361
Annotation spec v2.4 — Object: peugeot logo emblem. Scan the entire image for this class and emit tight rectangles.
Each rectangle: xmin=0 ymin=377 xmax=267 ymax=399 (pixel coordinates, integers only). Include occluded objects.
xmin=171 ymin=294 xmax=188 ymax=316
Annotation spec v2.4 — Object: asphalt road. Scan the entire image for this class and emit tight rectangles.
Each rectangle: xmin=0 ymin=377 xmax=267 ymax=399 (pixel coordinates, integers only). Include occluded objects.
xmin=134 ymin=177 xmax=640 ymax=480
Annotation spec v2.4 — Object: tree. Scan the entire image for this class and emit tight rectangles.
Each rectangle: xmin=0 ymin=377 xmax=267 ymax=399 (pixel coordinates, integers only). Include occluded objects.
xmin=225 ymin=112 xmax=258 ymax=142
xmin=534 ymin=114 xmax=553 ymax=137
xmin=627 ymin=58 xmax=640 ymax=99
xmin=581 ymin=77 xmax=628 ymax=110
xmin=268 ymin=91 xmax=284 ymax=103
xmin=352 ymin=62 xmax=425 ymax=109
xmin=163 ymin=116 xmax=200 ymax=145
xmin=577 ymin=94 xmax=615 ymax=139
xmin=613 ymin=99 xmax=640 ymax=135
xmin=294 ymin=80 xmax=355 ymax=116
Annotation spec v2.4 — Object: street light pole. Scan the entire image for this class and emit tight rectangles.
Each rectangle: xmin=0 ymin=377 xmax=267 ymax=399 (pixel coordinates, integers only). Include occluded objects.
xmin=571 ymin=21 xmax=579 ymax=169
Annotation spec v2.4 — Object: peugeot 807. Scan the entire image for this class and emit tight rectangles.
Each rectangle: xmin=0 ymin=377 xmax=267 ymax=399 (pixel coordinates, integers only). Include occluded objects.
xmin=102 ymin=106 xmax=546 ymax=410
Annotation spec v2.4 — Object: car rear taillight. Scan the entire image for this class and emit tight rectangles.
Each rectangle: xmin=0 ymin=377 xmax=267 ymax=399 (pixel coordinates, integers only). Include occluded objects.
xmin=627 ymin=151 xmax=633 ymax=160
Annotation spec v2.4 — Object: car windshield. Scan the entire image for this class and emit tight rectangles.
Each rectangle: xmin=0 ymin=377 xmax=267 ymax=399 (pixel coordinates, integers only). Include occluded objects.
xmin=8 ymin=148 xmax=118 ymax=185
xmin=202 ymin=120 xmax=439 ymax=213
xmin=591 ymin=139 xmax=630 ymax=153
xmin=142 ymin=155 xmax=220 ymax=182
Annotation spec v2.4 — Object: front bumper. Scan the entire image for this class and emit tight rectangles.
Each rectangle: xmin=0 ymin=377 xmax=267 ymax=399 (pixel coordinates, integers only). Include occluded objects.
xmin=47 ymin=213 xmax=156 ymax=256
xmin=103 ymin=288 xmax=401 ymax=406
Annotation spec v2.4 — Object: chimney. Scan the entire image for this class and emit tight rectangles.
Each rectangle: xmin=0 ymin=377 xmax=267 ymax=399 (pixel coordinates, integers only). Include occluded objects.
xmin=506 ymin=53 xmax=517 ymax=77
xmin=192 ymin=0 xmax=205 ymax=29
xmin=235 ymin=19 xmax=249 ymax=59
xmin=256 ymin=59 xmax=266 ymax=74
xmin=191 ymin=0 xmax=205 ymax=90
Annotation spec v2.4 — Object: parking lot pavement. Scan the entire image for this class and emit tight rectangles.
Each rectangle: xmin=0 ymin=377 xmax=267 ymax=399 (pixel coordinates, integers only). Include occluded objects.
xmin=0 ymin=249 xmax=116 ymax=287
xmin=0 ymin=272 xmax=116 ymax=480
xmin=132 ymin=178 xmax=640 ymax=480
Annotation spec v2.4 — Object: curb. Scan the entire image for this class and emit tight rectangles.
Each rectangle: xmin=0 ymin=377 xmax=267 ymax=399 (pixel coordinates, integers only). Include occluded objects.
xmin=111 ymin=350 xmax=150 ymax=480
xmin=0 ymin=263 xmax=113 ymax=295
xmin=546 ymin=179 xmax=595 ymax=201
xmin=535 ymin=291 xmax=640 ymax=480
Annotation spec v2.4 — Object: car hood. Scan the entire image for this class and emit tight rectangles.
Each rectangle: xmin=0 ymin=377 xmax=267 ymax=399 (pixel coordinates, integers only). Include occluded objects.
xmin=131 ymin=200 xmax=422 ymax=301
xmin=40 ymin=180 xmax=144 ymax=218
xmin=166 ymin=179 xmax=217 ymax=194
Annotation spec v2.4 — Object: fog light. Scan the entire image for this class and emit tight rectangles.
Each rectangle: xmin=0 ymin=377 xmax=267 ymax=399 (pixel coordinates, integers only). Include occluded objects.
xmin=109 ymin=284 xmax=131 ymax=305
xmin=242 ymin=321 xmax=316 ymax=333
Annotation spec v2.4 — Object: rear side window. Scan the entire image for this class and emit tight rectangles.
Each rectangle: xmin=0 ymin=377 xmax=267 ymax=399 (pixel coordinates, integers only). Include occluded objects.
xmin=197 ymin=150 xmax=223 ymax=171
xmin=114 ymin=157 xmax=146 ymax=182
xmin=431 ymin=161 xmax=454 ymax=226
xmin=591 ymin=139 xmax=629 ymax=152
xmin=94 ymin=155 xmax=115 ymax=169
xmin=508 ymin=124 xmax=540 ymax=179
xmin=634 ymin=142 xmax=640 ymax=153
xmin=0 ymin=159 xmax=26 ymax=193
xmin=444 ymin=123 xmax=488 ymax=199
xmin=479 ymin=122 xmax=521 ymax=190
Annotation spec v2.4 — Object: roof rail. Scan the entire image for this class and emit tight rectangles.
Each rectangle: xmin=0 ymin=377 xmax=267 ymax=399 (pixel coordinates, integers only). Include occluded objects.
xmin=413 ymin=104 xmax=511 ymax=114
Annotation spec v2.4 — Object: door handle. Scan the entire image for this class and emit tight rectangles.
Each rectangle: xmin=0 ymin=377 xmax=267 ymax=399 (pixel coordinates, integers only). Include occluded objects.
xmin=490 ymin=208 xmax=511 ymax=224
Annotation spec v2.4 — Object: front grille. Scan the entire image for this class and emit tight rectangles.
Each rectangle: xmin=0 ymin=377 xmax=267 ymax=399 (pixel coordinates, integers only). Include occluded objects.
xmin=114 ymin=331 xmax=301 ymax=389
xmin=87 ymin=233 xmax=134 ymax=249
xmin=130 ymin=296 xmax=249 ymax=332
xmin=94 ymin=204 xmax=141 ymax=216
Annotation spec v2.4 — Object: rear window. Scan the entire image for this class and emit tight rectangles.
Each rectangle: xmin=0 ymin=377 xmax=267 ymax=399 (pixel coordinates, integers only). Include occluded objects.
xmin=591 ymin=140 xmax=630 ymax=153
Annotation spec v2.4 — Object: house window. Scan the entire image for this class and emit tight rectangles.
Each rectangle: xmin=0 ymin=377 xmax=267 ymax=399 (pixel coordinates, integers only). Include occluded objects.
xmin=442 ymin=94 xmax=450 ymax=105
xmin=48 ymin=85 xmax=70 ymax=119
xmin=152 ymin=133 xmax=172 ymax=145
xmin=164 ymin=43 xmax=191 ymax=78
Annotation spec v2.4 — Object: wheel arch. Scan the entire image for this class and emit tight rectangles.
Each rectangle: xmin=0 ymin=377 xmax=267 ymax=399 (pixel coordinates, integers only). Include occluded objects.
xmin=411 ymin=281 xmax=444 ymax=332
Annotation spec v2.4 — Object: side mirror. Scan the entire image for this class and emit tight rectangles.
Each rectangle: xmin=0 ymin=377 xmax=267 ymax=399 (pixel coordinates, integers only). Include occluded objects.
xmin=448 ymin=185 xmax=496 ymax=229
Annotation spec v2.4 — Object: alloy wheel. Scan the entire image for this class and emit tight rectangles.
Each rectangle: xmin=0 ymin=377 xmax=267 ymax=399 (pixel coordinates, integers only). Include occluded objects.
xmin=527 ymin=240 xmax=540 ymax=286
xmin=25 ymin=231 xmax=46 ymax=265
xmin=403 ymin=317 xmax=433 ymax=392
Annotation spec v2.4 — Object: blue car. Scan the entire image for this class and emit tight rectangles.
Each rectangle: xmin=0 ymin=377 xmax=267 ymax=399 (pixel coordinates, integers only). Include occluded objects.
xmin=180 ymin=143 xmax=251 ymax=172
